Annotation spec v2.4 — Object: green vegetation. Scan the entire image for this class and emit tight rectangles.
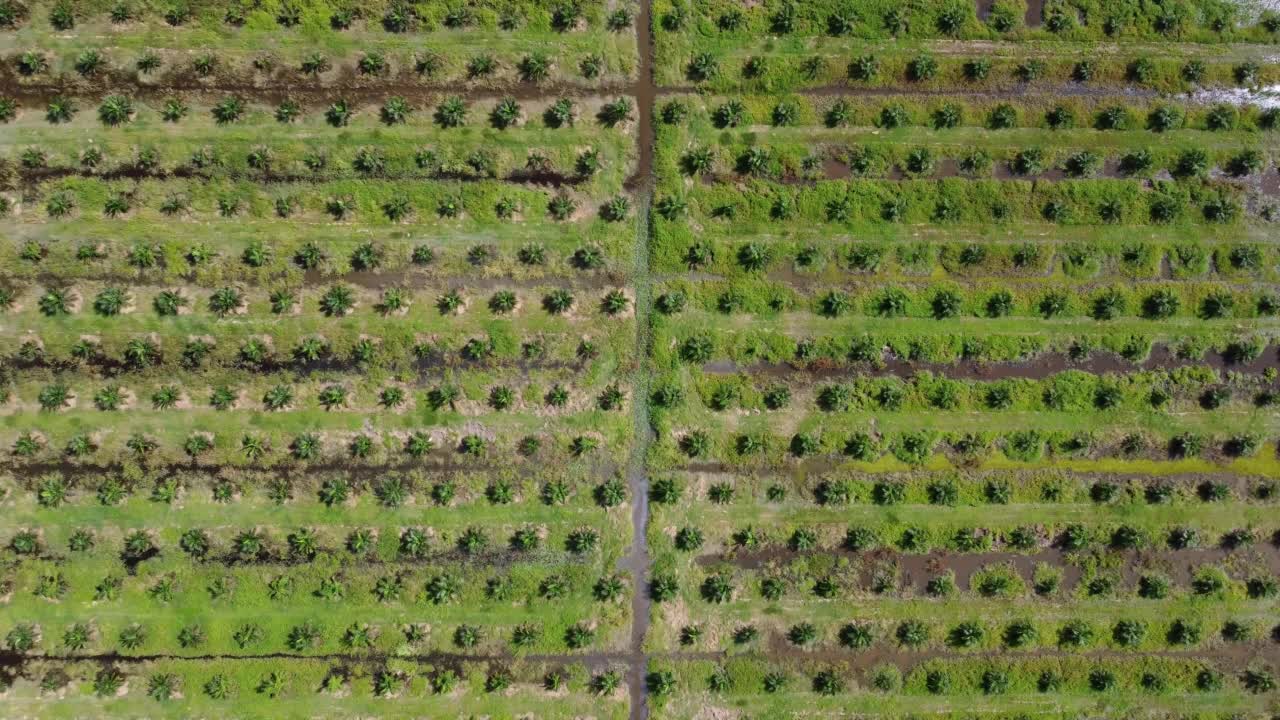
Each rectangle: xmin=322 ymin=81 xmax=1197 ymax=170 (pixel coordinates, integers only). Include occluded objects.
xmin=2 ymin=1 xmax=1278 ymax=718
xmin=644 ymin=3 xmax=1280 ymax=719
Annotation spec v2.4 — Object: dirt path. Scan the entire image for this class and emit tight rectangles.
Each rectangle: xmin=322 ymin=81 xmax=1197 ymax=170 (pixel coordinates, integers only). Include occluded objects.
xmin=622 ymin=2 xmax=657 ymax=719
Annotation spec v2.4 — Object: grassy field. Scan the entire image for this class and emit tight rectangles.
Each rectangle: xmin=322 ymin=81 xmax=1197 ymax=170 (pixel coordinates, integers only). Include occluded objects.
xmin=1 ymin=0 xmax=1278 ymax=718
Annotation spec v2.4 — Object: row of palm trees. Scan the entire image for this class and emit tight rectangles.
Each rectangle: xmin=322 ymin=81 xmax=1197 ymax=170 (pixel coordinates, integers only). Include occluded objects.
xmin=19 ymin=284 xmax=632 ymax=318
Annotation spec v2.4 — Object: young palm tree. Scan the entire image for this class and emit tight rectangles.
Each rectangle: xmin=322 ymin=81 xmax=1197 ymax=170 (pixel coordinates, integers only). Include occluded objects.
xmin=262 ymin=385 xmax=294 ymax=411
xmin=319 ymin=285 xmax=354 ymax=316
xmin=208 ymin=287 xmax=243 ymax=316
xmin=151 ymin=386 xmax=179 ymax=410
xmin=97 ymin=95 xmax=134 ymax=125
xmin=241 ymin=434 xmax=268 ymax=461
xmin=148 ymin=673 xmax=179 ymax=701
xmin=38 ymin=287 xmax=72 ymax=316
xmin=316 ymin=385 xmax=347 ymax=410
xmin=434 ymin=96 xmax=467 ymax=128
xmin=203 ymin=674 xmax=232 ymax=699
xmin=212 ymin=96 xmax=245 ymax=124
xmin=93 ymin=668 xmax=125 ymax=696
xmin=152 ymin=290 xmax=186 ymax=316
xmin=490 ymin=98 xmax=521 ymax=128
xmin=291 ymin=433 xmax=321 ymax=460
xmin=34 ymin=381 xmax=70 ymax=412
xmin=287 ymin=528 xmax=319 ymax=559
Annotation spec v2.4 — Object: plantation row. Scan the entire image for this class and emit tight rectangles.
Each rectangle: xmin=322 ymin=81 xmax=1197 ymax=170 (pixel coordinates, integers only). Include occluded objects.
xmin=5 ymin=522 xmax=619 ymax=557
xmin=3 ymin=537 xmax=624 ymax=584
xmin=0 ymin=282 xmax=634 ymax=319
xmin=658 ymin=280 xmax=1280 ymax=321
xmin=9 ymin=142 xmax=630 ymax=189
xmin=6 ymin=322 xmax=1262 ymax=373
xmin=657 ymin=179 xmax=1256 ymax=227
xmin=12 ymin=143 xmax=628 ymax=188
xmin=5 ymin=604 xmax=1277 ymax=659
xmin=23 ymin=235 xmax=1273 ymax=291
xmin=0 ymin=658 xmax=632 ymax=715
xmin=655 ymin=556 xmax=1274 ymax=599
xmin=1 ymin=467 xmax=621 ymax=509
xmin=650 ymin=323 xmax=1264 ymax=367
xmin=15 ymin=365 xmax=1279 ymax=415
xmin=1 ymin=555 xmax=629 ymax=651
xmin=1 ymin=0 xmax=634 ymax=34
xmin=656 ymin=94 xmax=1280 ymax=134
xmin=16 ymin=181 xmax=636 ymax=224
xmin=3 ymin=376 xmax=628 ymax=414
xmin=1 ymin=581 xmax=631 ymax=662
xmin=651 ymin=0 xmax=1280 ymax=43
xmin=646 ymin=609 xmax=1280 ymax=651
xmin=11 ymin=424 xmax=1272 ymax=470
xmin=656 ymin=428 xmax=1277 ymax=465
xmin=2 ymin=618 xmax=628 ymax=658
xmin=653 ymin=577 xmax=1280 ymax=640
xmin=2 ymin=93 xmax=636 ymax=132
xmin=660 ymin=368 xmax=1275 ymax=415
xmin=5 ymin=523 xmax=622 ymax=568
xmin=653 ymin=656 xmax=1274 ymax=704
xmin=2 ymin=425 xmax=624 ymax=462
xmin=646 ymin=469 xmax=1280 ymax=507
xmin=647 ymin=237 xmax=1277 ymax=281
xmin=669 ymin=50 xmax=1280 ymax=92
xmin=677 ymin=144 xmax=1280 ymax=187
xmin=2 ymin=611 xmax=628 ymax=658
xmin=2 ymin=466 xmax=619 ymax=504
xmin=660 ymin=530 xmax=1280 ymax=563
xmin=680 ymin=55 xmax=1280 ymax=95
xmin=0 ymin=326 xmax=631 ymax=371
xmin=655 ymin=520 xmax=1280 ymax=558
xmin=6 ymin=46 xmax=634 ymax=86
xmin=0 ymin=234 xmax=632 ymax=283
xmin=13 ymin=280 xmax=1279 ymax=325
xmin=677 ymin=147 xmax=1280 ymax=190
xmin=8 ymin=466 xmax=1280 ymax=511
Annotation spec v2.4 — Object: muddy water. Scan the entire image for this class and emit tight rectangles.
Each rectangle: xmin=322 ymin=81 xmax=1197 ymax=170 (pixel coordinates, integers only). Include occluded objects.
xmin=627 ymin=0 xmax=657 ymax=193
xmin=1024 ymin=0 xmax=1045 ymax=28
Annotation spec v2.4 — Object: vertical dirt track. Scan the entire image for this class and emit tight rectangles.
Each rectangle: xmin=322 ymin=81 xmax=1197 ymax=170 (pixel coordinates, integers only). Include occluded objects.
xmin=623 ymin=0 xmax=657 ymax=718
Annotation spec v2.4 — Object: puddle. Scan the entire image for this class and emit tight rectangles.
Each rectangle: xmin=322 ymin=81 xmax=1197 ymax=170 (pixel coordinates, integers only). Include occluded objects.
xmin=1024 ymin=0 xmax=1045 ymax=28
